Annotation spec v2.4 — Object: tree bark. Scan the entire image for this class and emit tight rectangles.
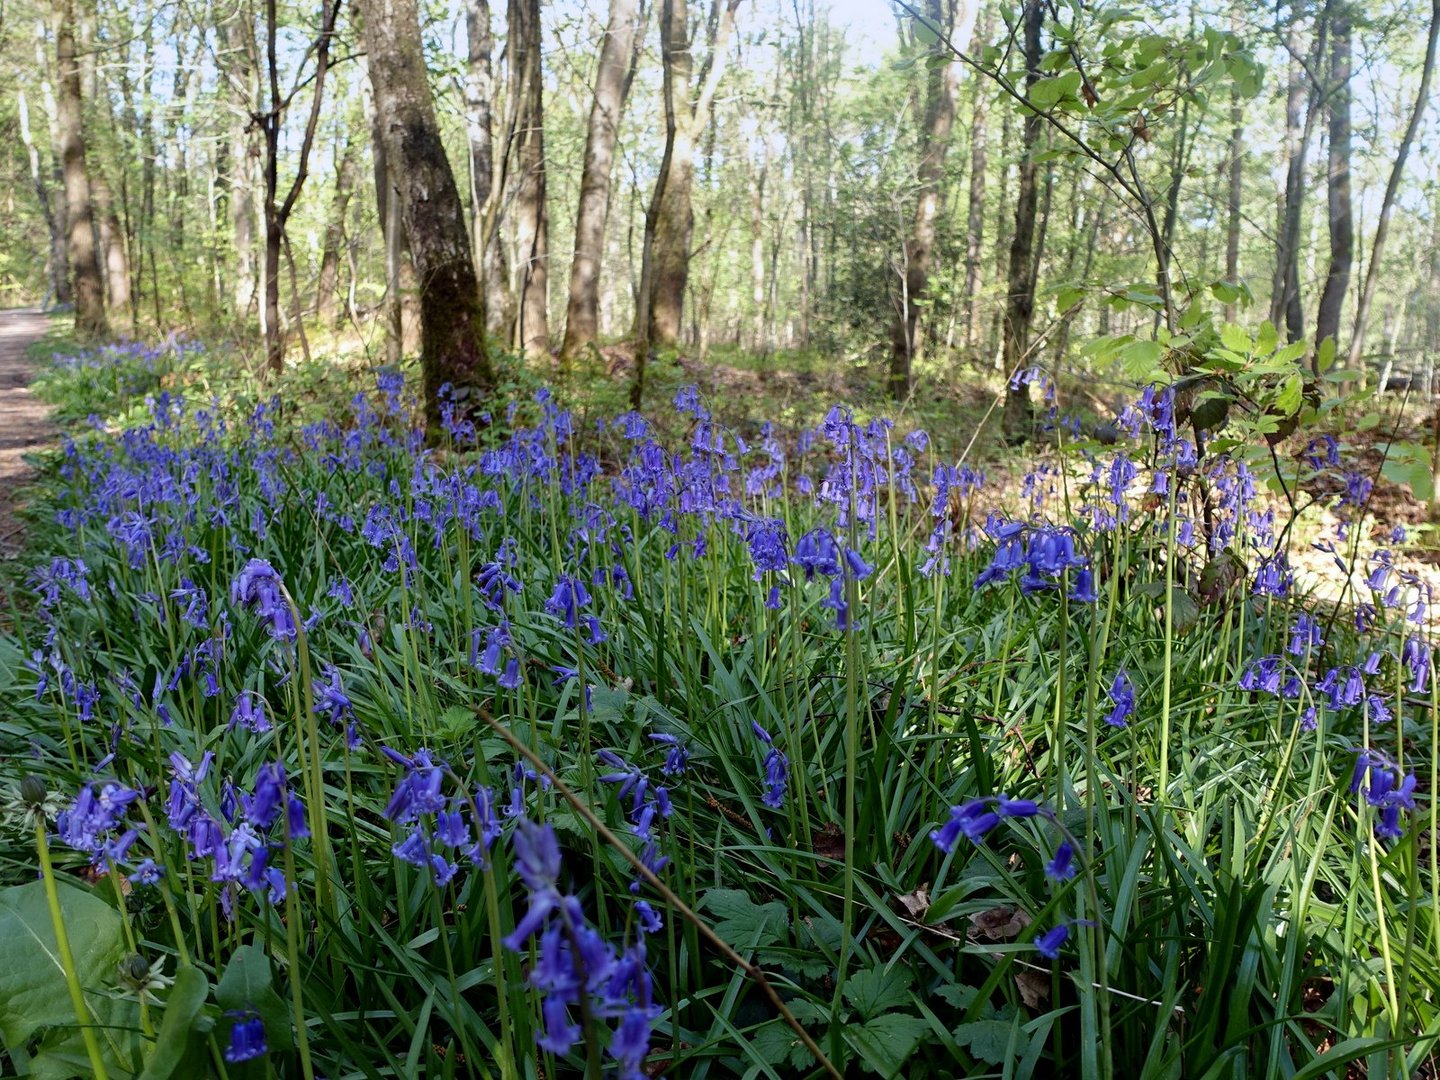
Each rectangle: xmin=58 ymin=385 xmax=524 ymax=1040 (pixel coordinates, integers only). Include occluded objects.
xmin=359 ymin=0 xmax=497 ymax=432
xmin=56 ymin=0 xmax=107 ymax=338
xmin=464 ymin=0 xmax=510 ymax=336
xmin=632 ymin=0 xmax=742 ymax=407
xmin=1223 ymin=77 xmax=1243 ymax=322
xmin=561 ymin=0 xmax=642 ymax=361
xmin=888 ymin=0 xmax=969 ymax=401
xmin=1314 ymin=0 xmax=1352 ymax=362
xmin=1271 ymin=22 xmax=1318 ymax=344
xmin=17 ymin=89 xmax=70 ymax=309
xmin=316 ymin=135 xmax=357 ymax=327
xmin=509 ymin=0 xmax=550 ymax=360
xmin=1000 ymin=0 xmax=1043 ymax=444
xmin=1347 ymin=0 xmax=1439 ymax=370
xmin=91 ymin=168 xmax=132 ymax=333
xmin=961 ymin=7 xmax=991 ymax=358
xmin=218 ymin=12 xmax=260 ymax=324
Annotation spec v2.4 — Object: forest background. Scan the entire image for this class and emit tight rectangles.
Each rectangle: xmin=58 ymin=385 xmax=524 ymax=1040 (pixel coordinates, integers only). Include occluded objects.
xmin=2 ymin=0 xmax=1438 ymax=440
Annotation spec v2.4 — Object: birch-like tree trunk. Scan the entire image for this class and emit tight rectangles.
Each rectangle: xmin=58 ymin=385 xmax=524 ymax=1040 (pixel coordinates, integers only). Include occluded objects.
xmin=509 ymin=0 xmax=550 ymax=359
xmin=316 ymin=135 xmax=357 ymax=327
xmin=561 ymin=0 xmax=642 ymax=361
xmin=632 ymin=0 xmax=741 ymax=407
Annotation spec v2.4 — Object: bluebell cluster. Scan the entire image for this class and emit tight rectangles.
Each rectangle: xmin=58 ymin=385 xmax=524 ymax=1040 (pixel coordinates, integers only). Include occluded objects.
xmin=16 ymin=341 xmax=1437 ymax=1071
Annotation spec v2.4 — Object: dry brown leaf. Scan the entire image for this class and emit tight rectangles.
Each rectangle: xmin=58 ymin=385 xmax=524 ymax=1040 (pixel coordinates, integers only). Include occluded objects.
xmin=969 ymin=905 xmax=1032 ymax=941
xmin=1015 ymin=970 xmax=1050 ymax=1009
xmin=896 ymin=884 xmax=931 ymax=920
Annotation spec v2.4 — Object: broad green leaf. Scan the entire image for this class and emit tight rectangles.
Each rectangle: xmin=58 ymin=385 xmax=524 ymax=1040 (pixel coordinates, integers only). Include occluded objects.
xmin=750 ymin=1018 xmax=823 ymax=1073
xmin=1275 ymin=373 xmax=1303 ymax=416
xmin=911 ymin=18 xmax=939 ymax=45
xmin=1256 ymin=320 xmax=1278 ymax=354
xmin=848 ymin=1013 xmax=930 ymax=1076
xmin=1381 ymin=445 xmax=1434 ymax=502
xmin=1118 ymin=339 xmax=1163 ymax=379
xmin=843 ymin=965 xmax=913 ymax=1021
xmin=138 ymin=966 xmax=210 ymax=1080
xmin=699 ymin=889 xmax=788 ymax=950
xmin=215 ymin=944 xmax=294 ymax=1053
xmin=1219 ymin=323 xmax=1250 ymax=356
xmin=0 ymin=879 xmax=126 ymax=1053
xmin=953 ymin=1016 xmax=1017 ymax=1065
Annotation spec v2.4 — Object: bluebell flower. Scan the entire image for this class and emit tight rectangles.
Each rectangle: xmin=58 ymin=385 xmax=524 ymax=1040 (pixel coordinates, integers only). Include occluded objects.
xmin=1045 ymin=841 xmax=1077 ymax=881
xmin=1035 ymin=923 xmax=1069 ymax=959
xmin=230 ymin=559 xmax=296 ymax=640
xmin=1106 ymin=670 xmax=1135 ymax=728
xmin=649 ymin=733 xmax=688 ymax=776
xmin=930 ymin=799 xmax=1001 ymax=851
xmin=224 ymin=1010 xmax=267 ymax=1063
xmin=545 ymin=575 xmax=590 ymax=629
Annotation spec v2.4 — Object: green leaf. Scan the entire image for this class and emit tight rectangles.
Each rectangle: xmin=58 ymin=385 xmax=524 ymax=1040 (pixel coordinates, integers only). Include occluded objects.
xmin=953 ymin=1015 xmax=1017 ymax=1065
xmin=1029 ymin=71 xmax=1080 ymax=107
xmin=1055 ymin=286 xmax=1085 ymax=313
xmin=1381 ymin=444 xmax=1434 ymax=502
xmin=843 ymin=965 xmax=913 ymax=1021
xmin=699 ymin=889 xmax=788 ymax=950
xmin=911 ymin=18 xmax=939 ymax=45
xmin=1271 ymin=341 xmax=1307 ymax=366
xmin=1316 ymin=336 xmax=1336 ymax=372
xmin=1117 ymin=339 xmax=1163 ymax=379
xmin=215 ymin=944 xmax=295 ymax=1054
xmin=750 ymin=1018 xmax=824 ymax=1072
xmin=1275 ymin=373 xmax=1303 ymax=416
xmin=0 ymin=879 xmax=126 ymax=1053
xmin=848 ymin=1014 xmax=931 ymax=1076
xmin=1256 ymin=320 xmax=1278 ymax=354
xmin=139 ymin=966 xmax=210 ymax=1080
xmin=1219 ymin=323 xmax=1250 ymax=356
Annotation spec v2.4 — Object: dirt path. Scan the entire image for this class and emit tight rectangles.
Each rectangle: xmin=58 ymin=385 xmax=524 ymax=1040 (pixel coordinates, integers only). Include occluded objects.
xmin=0 ymin=308 xmax=57 ymax=555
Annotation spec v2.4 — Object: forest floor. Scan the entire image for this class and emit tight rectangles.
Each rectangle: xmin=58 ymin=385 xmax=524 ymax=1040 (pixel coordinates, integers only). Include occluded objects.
xmin=0 ymin=308 xmax=57 ymax=557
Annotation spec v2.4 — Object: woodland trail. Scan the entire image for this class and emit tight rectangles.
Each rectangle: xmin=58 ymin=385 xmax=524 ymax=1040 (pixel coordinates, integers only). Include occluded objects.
xmin=0 ymin=309 xmax=56 ymax=556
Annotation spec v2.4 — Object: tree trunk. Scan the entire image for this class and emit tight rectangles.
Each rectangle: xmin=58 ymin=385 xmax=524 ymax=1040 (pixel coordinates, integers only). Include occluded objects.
xmin=561 ymin=0 xmax=642 ymax=361
xmin=464 ymin=0 xmax=510 ymax=336
xmin=509 ymin=0 xmax=550 ymax=359
xmin=359 ymin=0 xmax=497 ymax=432
xmin=632 ymin=0 xmax=742 ymax=407
xmin=92 ymin=168 xmax=132 ymax=333
xmin=56 ymin=0 xmax=107 ymax=338
xmin=1314 ymin=0 xmax=1352 ymax=362
xmin=1272 ymin=23 xmax=1317 ymax=343
xmin=888 ymin=0 xmax=969 ymax=401
xmin=316 ymin=135 xmax=357 ymax=327
xmin=1000 ymin=0 xmax=1043 ymax=444
xmin=1223 ymin=75 xmax=1243 ymax=322
xmin=17 ymin=89 xmax=70 ymax=308
xmin=1348 ymin=0 xmax=1439 ymax=369
xmin=218 ymin=13 xmax=260 ymax=324
xmin=962 ymin=8 xmax=992 ymax=358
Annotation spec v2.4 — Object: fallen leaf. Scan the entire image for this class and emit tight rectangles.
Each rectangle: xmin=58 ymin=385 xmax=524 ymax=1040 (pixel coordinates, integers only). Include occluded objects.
xmin=813 ymin=822 xmax=845 ymax=861
xmin=1015 ymin=970 xmax=1050 ymax=1008
xmin=896 ymin=884 xmax=930 ymax=920
xmin=969 ymin=905 xmax=1031 ymax=941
